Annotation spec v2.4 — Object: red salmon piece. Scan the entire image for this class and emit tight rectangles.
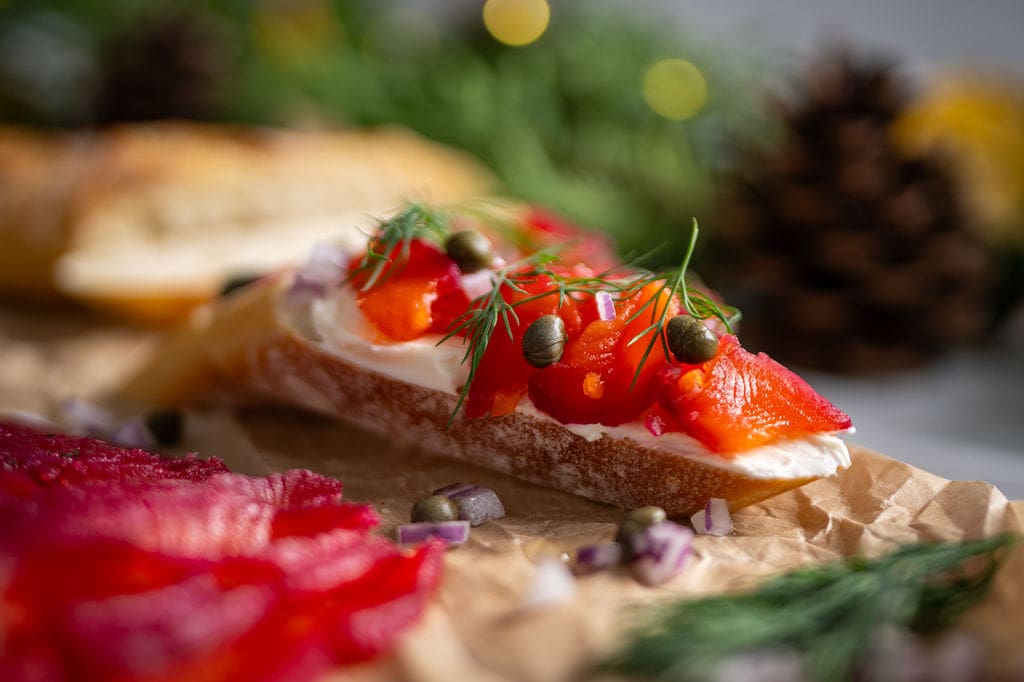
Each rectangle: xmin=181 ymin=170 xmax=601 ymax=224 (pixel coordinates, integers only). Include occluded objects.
xmin=358 ymin=278 xmax=439 ymax=342
xmin=528 ymin=362 xmax=659 ymax=426
xmin=349 ymin=238 xmax=456 ymax=292
xmin=354 ymin=239 xmax=461 ymax=341
xmin=527 ymin=282 xmax=673 ymax=426
xmin=465 ymin=275 xmax=583 ymax=418
xmin=428 ymin=286 xmax=473 ymax=334
xmin=661 ymin=335 xmax=853 ymax=453
xmin=522 ymin=207 xmax=619 ymax=272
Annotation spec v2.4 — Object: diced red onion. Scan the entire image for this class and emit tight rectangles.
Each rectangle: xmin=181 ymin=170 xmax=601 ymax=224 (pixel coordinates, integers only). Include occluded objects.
xmin=644 ymin=413 xmax=665 ymax=437
xmin=627 ymin=520 xmax=693 ymax=586
xmin=60 ymin=397 xmax=115 ymax=438
xmin=574 ymin=542 xmax=623 ymax=574
xmin=859 ymin=627 xmax=929 ymax=682
xmin=396 ymin=520 xmax=470 ymax=545
xmin=289 ymin=241 xmax=348 ymax=299
xmin=595 ymin=290 xmax=616 ymax=321
xmin=711 ymin=649 xmax=805 ymax=682
xmin=432 ymin=483 xmax=506 ymax=526
xmin=690 ymin=497 xmax=733 ymax=536
xmin=110 ymin=417 xmax=158 ymax=451
xmin=521 ymin=557 xmax=577 ymax=608
xmin=287 ymin=273 xmax=327 ymax=300
xmin=458 ymin=270 xmax=494 ymax=301
xmin=926 ymin=630 xmax=982 ymax=682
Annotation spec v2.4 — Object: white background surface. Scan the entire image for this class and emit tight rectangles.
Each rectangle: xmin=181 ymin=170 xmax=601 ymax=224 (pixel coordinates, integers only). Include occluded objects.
xmin=807 ymin=337 xmax=1024 ymax=499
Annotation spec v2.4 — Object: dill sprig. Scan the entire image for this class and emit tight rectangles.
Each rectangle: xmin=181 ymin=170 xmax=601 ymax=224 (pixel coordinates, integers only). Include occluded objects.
xmin=437 ymin=220 xmax=741 ymax=422
xmin=439 ymin=264 xmax=521 ymax=425
xmin=597 ymin=533 xmax=1018 ymax=682
xmin=349 ymin=204 xmax=451 ymax=292
xmin=349 ymin=206 xmax=741 ymax=423
xmin=622 ymin=220 xmax=740 ymax=386
xmin=437 ymin=248 xmax=584 ymax=425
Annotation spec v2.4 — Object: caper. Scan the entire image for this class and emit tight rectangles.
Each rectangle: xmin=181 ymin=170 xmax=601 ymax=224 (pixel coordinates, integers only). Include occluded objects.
xmin=445 ymin=230 xmax=494 ymax=274
xmin=522 ymin=314 xmax=568 ymax=368
xmin=411 ymin=495 xmax=460 ymax=523
xmin=615 ymin=505 xmax=667 ymax=560
xmin=626 ymin=505 xmax=667 ymax=527
xmin=665 ymin=315 xmax=719 ymax=364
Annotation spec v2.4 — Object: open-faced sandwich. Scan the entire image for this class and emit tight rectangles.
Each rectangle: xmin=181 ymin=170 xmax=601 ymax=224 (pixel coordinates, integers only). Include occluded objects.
xmin=124 ymin=204 xmax=853 ymax=515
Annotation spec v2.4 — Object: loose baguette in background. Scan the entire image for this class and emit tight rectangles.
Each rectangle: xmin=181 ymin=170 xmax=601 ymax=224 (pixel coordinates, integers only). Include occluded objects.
xmin=0 ymin=122 xmax=491 ymax=321
xmin=123 ymin=278 xmax=827 ymax=516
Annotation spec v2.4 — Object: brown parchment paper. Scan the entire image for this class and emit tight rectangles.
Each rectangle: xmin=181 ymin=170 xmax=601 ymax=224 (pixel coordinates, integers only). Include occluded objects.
xmin=1 ymin=307 xmax=1022 ymax=681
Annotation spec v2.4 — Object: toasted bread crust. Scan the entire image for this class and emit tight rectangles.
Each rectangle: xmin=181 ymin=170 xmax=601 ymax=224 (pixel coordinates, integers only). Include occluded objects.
xmin=0 ymin=126 xmax=92 ymax=297
xmin=125 ymin=282 xmax=824 ymax=516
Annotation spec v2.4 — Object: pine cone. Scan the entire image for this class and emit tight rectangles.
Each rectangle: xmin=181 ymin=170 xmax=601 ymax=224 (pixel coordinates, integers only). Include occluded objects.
xmin=707 ymin=50 xmax=993 ymax=374
xmin=96 ymin=9 xmax=231 ymax=123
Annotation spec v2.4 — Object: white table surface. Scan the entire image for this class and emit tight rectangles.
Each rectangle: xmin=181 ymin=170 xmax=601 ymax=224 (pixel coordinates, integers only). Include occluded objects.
xmin=805 ymin=336 xmax=1024 ymax=501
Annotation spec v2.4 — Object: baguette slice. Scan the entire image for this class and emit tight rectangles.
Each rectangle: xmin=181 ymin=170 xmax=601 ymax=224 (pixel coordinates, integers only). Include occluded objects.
xmin=0 ymin=126 xmax=91 ymax=299
xmin=0 ymin=122 xmax=491 ymax=321
xmin=123 ymin=274 xmax=848 ymax=516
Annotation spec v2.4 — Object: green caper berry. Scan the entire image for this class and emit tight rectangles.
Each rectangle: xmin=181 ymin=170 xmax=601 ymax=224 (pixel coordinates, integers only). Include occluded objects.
xmin=615 ymin=506 xmax=667 ymax=560
xmin=411 ymin=495 xmax=460 ymax=523
xmin=665 ymin=315 xmax=719 ymax=364
xmin=626 ymin=505 xmax=667 ymax=527
xmin=522 ymin=314 xmax=568 ymax=368
xmin=445 ymin=230 xmax=494 ymax=274
xmin=615 ymin=506 xmax=666 ymax=542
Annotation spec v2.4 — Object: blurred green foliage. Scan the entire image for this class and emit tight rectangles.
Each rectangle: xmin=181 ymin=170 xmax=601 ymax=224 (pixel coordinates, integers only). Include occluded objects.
xmin=0 ymin=0 xmax=775 ymax=263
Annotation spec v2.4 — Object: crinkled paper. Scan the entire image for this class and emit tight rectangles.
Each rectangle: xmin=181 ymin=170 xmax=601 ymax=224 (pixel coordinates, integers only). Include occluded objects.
xmin=1 ymin=308 xmax=1021 ymax=681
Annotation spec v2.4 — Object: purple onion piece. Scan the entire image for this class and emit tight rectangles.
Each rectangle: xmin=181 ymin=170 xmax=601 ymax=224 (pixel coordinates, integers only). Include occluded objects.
xmin=458 ymin=270 xmax=494 ymax=300
xmin=288 ymin=272 xmax=328 ymax=298
xmin=595 ymin=290 xmax=616 ymax=321
xmin=110 ymin=418 xmax=158 ymax=451
xmin=859 ymin=627 xmax=929 ymax=682
xmin=396 ymin=521 xmax=470 ymax=545
xmin=628 ymin=520 xmax=693 ymax=586
xmin=288 ymin=241 xmax=348 ymax=300
xmin=433 ymin=483 xmax=506 ymax=526
xmin=926 ymin=630 xmax=982 ymax=682
xmin=691 ymin=497 xmax=733 ymax=536
xmin=643 ymin=413 xmax=665 ymax=437
xmin=575 ymin=542 xmax=623 ymax=574
xmin=60 ymin=397 xmax=115 ymax=438
xmin=712 ymin=649 xmax=805 ymax=682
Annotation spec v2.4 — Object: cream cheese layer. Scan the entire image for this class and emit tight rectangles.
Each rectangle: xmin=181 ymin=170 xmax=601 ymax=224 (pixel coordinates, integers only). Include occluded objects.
xmin=304 ymin=286 xmax=851 ymax=481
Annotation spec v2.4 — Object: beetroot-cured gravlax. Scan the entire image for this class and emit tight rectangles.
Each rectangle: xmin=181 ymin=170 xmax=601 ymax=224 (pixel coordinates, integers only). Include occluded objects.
xmin=0 ymin=421 xmax=442 ymax=682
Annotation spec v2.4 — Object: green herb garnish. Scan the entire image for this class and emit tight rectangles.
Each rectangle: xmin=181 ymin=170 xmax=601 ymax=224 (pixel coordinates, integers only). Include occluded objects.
xmin=597 ymin=533 xmax=1018 ymax=682
xmin=622 ymin=220 xmax=741 ymax=387
xmin=349 ymin=204 xmax=451 ymax=292
xmin=351 ymin=206 xmax=741 ymax=423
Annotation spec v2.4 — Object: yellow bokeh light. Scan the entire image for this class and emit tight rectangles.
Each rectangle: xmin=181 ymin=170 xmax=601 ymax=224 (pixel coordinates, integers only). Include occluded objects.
xmin=483 ymin=0 xmax=550 ymax=47
xmin=643 ymin=59 xmax=708 ymax=121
